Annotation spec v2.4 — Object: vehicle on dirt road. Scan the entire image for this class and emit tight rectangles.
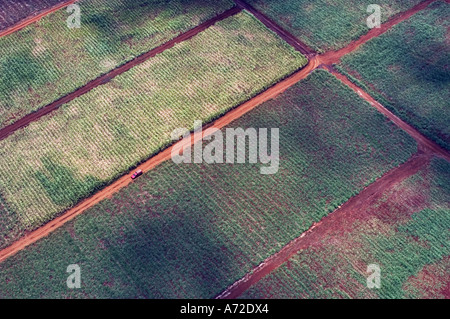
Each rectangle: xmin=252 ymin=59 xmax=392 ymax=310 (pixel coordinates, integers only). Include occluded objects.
xmin=131 ymin=169 xmax=143 ymax=179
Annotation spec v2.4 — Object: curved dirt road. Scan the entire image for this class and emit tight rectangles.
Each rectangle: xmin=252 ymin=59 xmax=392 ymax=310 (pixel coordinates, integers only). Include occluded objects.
xmin=0 ymin=0 xmax=76 ymax=38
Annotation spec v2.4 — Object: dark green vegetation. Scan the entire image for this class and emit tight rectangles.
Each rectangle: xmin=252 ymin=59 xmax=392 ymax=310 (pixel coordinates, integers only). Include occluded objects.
xmin=246 ymin=0 xmax=422 ymax=52
xmin=0 ymin=70 xmax=416 ymax=297
xmin=0 ymin=0 xmax=234 ymax=128
xmin=0 ymin=11 xmax=307 ymax=247
xmin=241 ymin=159 xmax=450 ymax=299
xmin=337 ymin=1 xmax=450 ymax=150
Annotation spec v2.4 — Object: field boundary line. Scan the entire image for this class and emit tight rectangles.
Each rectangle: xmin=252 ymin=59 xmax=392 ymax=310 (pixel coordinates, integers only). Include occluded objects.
xmin=0 ymin=6 xmax=242 ymax=141
xmin=216 ymin=152 xmax=431 ymax=299
xmin=0 ymin=58 xmax=317 ymax=264
xmin=234 ymin=0 xmax=316 ymax=57
xmin=325 ymin=66 xmax=450 ymax=162
xmin=0 ymin=0 xmax=77 ymax=38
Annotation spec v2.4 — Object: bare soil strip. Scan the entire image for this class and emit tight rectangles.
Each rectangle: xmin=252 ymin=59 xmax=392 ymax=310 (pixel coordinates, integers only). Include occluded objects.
xmin=216 ymin=152 xmax=431 ymax=299
xmin=0 ymin=0 xmax=77 ymax=38
xmin=0 ymin=58 xmax=317 ymax=264
xmin=234 ymin=0 xmax=316 ymax=57
xmin=0 ymin=6 xmax=242 ymax=141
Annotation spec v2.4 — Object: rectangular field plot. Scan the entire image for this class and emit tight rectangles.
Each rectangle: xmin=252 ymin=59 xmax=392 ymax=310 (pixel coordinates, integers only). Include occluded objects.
xmin=246 ymin=0 xmax=422 ymax=52
xmin=337 ymin=0 xmax=450 ymax=151
xmin=0 ymin=0 xmax=235 ymax=129
xmin=0 ymin=70 xmax=416 ymax=298
xmin=0 ymin=11 xmax=307 ymax=248
xmin=240 ymin=158 xmax=450 ymax=299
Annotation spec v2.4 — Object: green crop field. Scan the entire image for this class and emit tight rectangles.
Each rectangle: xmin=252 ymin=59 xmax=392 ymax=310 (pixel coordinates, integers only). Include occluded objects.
xmin=0 ymin=0 xmax=235 ymax=129
xmin=0 ymin=11 xmax=307 ymax=249
xmin=0 ymin=70 xmax=416 ymax=298
xmin=240 ymin=158 xmax=450 ymax=299
xmin=0 ymin=194 xmax=22 ymax=250
xmin=246 ymin=0 xmax=422 ymax=52
xmin=336 ymin=0 xmax=450 ymax=151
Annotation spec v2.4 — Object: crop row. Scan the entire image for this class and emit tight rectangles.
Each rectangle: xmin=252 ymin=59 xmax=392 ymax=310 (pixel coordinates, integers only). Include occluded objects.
xmin=0 ymin=0 xmax=66 ymax=31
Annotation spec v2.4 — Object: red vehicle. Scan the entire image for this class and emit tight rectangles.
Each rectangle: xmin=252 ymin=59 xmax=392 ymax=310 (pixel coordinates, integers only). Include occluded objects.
xmin=131 ymin=169 xmax=143 ymax=179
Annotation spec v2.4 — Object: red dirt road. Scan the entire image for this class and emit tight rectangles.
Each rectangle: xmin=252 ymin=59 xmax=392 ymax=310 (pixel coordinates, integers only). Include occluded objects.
xmin=216 ymin=152 xmax=431 ymax=299
xmin=0 ymin=58 xmax=317 ymax=264
xmin=0 ymin=0 xmax=77 ymax=38
xmin=0 ymin=6 xmax=242 ymax=141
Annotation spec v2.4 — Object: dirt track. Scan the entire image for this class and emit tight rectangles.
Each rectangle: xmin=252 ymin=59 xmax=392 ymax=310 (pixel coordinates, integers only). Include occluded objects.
xmin=216 ymin=152 xmax=431 ymax=299
xmin=0 ymin=6 xmax=242 ymax=141
xmin=0 ymin=0 xmax=77 ymax=38
xmin=216 ymin=0 xmax=450 ymax=298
